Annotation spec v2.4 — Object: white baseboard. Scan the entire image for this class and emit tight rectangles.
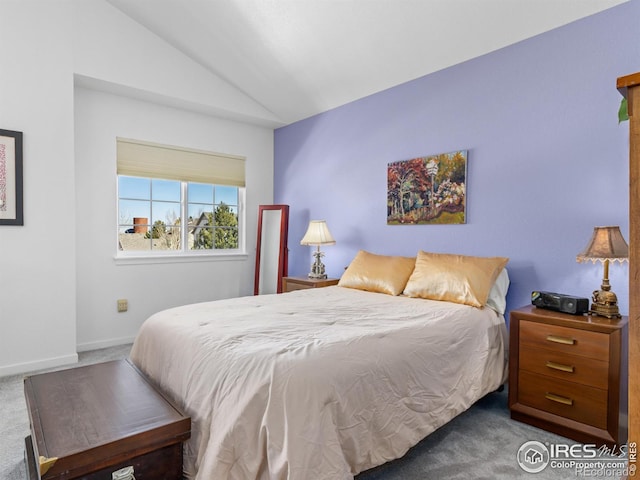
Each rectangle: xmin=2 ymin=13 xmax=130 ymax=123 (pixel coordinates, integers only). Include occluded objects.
xmin=76 ymin=336 xmax=135 ymax=352
xmin=0 ymin=353 xmax=79 ymax=378
xmin=0 ymin=338 xmax=135 ymax=378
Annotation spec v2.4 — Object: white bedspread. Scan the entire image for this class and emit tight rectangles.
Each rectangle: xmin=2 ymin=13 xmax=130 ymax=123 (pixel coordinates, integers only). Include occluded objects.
xmin=130 ymin=286 xmax=507 ymax=480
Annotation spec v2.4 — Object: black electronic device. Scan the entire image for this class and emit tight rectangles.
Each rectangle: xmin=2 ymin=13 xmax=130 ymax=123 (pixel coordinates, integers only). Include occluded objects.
xmin=531 ymin=291 xmax=589 ymax=315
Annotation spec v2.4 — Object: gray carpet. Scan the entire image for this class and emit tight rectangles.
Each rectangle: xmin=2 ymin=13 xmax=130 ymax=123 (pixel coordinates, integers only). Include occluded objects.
xmin=0 ymin=345 xmax=624 ymax=479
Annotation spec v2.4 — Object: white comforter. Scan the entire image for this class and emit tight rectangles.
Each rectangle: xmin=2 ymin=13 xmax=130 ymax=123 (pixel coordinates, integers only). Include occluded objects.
xmin=130 ymin=286 xmax=507 ymax=480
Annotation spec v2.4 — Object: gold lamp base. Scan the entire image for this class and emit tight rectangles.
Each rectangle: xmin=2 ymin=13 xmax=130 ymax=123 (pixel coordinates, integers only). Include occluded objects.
xmin=589 ymin=289 xmax=621 ymax=319
xmin=586 ymin=256 xmax=623 ymax=319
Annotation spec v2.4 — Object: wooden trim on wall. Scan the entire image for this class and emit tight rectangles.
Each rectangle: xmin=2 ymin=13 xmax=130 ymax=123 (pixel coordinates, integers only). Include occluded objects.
xmin=617 ymin=71 xmax=640 ymax=456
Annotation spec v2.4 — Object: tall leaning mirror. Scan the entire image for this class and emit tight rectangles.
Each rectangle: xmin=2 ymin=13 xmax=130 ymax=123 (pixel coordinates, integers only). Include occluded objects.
xmin=254 ymin=205 xmax=289 ymax=295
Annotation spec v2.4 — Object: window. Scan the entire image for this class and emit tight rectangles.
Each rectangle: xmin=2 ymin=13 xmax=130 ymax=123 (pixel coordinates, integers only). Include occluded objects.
xmin=116 ymin=138 xmax=245 ymax=256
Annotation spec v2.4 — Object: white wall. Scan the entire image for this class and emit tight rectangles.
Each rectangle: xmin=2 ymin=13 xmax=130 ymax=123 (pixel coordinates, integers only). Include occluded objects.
xmin=74 ymin=88 xmax=273 ymax=351
xmin=0 ymin=0 xmax=277 ymax=376
xmin=0 ymin=1 xmax=78 ymax=375
xmin=72 ymin=0 xmax=282 ymax=127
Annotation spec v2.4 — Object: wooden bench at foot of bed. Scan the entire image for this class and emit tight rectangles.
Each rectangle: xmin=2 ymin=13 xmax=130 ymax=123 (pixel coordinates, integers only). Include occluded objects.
xmin=24 ymin=359 xmax=190 ymax=480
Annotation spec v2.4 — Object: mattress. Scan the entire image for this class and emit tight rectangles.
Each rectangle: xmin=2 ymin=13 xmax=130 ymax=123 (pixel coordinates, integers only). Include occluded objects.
xmin=130 ymin=285 xmax=508 ymax=480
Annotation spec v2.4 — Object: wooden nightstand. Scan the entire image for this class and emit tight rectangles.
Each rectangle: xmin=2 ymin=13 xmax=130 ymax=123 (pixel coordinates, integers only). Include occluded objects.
xmin=282 ymin=276 xmax=339 ymax=292
xmin=508 ymin=305 xmax=628 ymax=447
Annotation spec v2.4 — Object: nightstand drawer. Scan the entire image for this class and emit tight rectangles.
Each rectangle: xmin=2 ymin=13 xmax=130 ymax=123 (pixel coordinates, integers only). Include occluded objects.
xmin=520 ymin=320 xmax=609 ymax=359
xmin=286 ymin=281 xmax=313 ymax=291
xmin=519 ymin=344 xmax=609 ymax=389
xmin=518 ymin=371 xmax=608 ymax=429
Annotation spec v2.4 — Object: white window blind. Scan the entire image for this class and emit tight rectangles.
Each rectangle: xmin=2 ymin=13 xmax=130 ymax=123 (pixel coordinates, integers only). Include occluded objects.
xmin=116 ymin=137 xmax=245 ymax=187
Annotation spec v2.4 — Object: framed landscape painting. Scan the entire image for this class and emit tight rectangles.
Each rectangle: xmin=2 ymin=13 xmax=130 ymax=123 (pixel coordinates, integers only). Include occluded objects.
xmin=0 ymin=129 xmax=24 ymax=226
xmin=387 ymin=150 xmax=467 ymax=225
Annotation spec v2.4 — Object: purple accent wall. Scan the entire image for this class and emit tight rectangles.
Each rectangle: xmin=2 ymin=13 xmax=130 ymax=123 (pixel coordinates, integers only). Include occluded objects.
xmin=274 ymin=1 xmax=639 ymax=316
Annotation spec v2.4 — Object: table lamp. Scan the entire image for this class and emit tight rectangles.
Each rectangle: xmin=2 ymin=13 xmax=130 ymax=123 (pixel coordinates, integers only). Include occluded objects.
xmin=300 ymin=220 xmax=335 ymax=279
xmin=576 ymin=226 xmax=628 ymax=318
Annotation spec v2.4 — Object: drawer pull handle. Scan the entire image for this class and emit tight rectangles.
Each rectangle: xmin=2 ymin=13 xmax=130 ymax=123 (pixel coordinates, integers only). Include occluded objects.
xmin=545 ymin=361 xmax=575 ymax=373
xmin=545 ymin=392 xmax=574 ymax=406
xmin=546 ymin=334 xmax=575 ymax=345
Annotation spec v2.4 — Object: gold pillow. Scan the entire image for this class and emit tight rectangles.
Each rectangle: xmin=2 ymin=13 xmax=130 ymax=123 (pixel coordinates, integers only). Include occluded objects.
xmin=338 ymin=250 xmax=416 ymax=296
xmin=403 ymin=251 xmax=509 ymax=307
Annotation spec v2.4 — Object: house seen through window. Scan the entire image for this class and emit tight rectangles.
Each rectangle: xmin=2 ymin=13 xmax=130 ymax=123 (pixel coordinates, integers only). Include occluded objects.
xmin=116 ymin=138 xmax=245 ymax=255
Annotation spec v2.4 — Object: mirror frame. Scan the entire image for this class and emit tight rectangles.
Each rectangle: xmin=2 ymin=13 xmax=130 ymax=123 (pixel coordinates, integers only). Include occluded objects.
xmin=254 ymin=204 xmax=289 ymax=295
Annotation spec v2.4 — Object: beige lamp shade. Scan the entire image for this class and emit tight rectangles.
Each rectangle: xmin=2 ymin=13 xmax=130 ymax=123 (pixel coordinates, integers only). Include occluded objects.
xmin=300 ymin=220 xmax=336 ymax=246
xmin=576 ymin=226 xmax=629 ymax=264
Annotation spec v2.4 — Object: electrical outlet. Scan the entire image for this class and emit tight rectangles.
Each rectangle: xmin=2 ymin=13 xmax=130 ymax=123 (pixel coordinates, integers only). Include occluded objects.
xmin=117 ymin=299 xmax=128 ymax=312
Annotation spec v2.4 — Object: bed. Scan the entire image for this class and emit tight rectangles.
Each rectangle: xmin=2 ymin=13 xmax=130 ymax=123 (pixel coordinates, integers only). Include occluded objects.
xmin=130 ymin=250 xmax=510 ymax=480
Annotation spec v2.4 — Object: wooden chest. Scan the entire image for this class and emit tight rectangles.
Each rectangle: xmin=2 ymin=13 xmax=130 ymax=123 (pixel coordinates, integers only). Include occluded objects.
xmin=508 ymin=305 xmax=628 ymax=447
xmin=24 ymin=359 xmax=190 ymax=480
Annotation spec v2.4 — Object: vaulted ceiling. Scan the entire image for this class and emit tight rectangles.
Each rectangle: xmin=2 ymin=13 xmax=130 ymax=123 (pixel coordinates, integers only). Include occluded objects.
xmin=106 ymin=0 xmax=628 ymax=125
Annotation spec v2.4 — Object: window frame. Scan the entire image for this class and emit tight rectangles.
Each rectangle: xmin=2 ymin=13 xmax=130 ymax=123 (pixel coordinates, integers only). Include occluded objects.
xmin=114 ymin=137 xmax=247 ymax=264
xmin=115 ymin=176 xmax=247 ymax=264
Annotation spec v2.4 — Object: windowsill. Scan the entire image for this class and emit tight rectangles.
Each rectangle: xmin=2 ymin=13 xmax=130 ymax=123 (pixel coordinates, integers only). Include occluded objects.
xmin=114 ymin=251 xmax=249 ymax=266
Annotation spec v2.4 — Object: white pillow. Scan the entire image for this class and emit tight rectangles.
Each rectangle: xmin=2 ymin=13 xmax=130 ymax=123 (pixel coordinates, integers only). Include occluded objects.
xmin=485 ymin=268 xmax=510 ymax=314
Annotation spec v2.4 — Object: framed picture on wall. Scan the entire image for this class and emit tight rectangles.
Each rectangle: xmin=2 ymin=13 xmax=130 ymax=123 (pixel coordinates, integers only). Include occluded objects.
xmin=387 ymin=150 xmax=467 ymax=225
xmin=0 ymin=129 xmax=24 ymax=226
